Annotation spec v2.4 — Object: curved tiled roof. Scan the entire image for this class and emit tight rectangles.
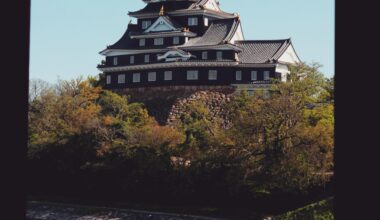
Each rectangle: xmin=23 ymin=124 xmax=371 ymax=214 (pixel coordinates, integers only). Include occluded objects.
xmin=235 ymin=39 xmax=292 ymax=64
xmin=129 ymin=1 xmax=195 ymax=15
xmin=180 ymin=18 xmax=239 ymax=47
xmin=107 ymin=24 xmax=139 ymax=50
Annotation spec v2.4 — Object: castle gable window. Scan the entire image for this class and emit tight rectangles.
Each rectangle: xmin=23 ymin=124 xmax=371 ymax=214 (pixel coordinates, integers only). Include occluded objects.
xmin=106 ymin=75 xmax=111 ymax=84
xmin=144 ymin=54 xmax=150 ymax=63
xmin=113 ymin=57 xmax=118 ymax=66
xmin=204 ymin=17 xmax=209 ymax=26
xmin=251 ymin=71 xmax=257 ymax=80
xmin=216 ymin=51 xmax=223 ymax=60
xmin=130 ymin=55 xmax=135 ymax=64
xmin=264 ymin=71 xmax=270 ymax=80
xmin=187 ymin=70 xmax=198 ymax=80
xmin=139 ymin=39 xmax=146 ymax=47
xmin=148 ymin=72 xmax=157 ymax=82
xmin=208 ymin=70 xmax=217 ymax=80
xmin=202 ymin=51 xmax=208 ymax=60
xmin=118 ymin=74 xmax=125 ymax=84
xmin=188 ymin=17 xmax=198 ymax=26
xmin=173 ymin=36 xmax=180 ymax=45
xmin=164 ymin=71 xmax=172 ymax=81
xmin=154 ymin=38 xmax=164 ymax=45
xmin=133 ymin=73 xmax=141 ymax=83
xmin=236 ymin=71 xmax=242 ymax=81
xmin=142 ymin=20 xmax=151 ymax=30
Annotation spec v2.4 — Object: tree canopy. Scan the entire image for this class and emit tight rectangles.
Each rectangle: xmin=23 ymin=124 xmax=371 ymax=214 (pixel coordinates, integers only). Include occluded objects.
xmin=27 ymin=63 xmax=334 ymax=205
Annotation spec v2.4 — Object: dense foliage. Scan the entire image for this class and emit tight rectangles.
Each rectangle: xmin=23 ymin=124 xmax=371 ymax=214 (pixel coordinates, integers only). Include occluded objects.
xmin=273 ymin=198 xmax=334 ymax=220
xmin=28 ymin=63 xmax=334 ymax=210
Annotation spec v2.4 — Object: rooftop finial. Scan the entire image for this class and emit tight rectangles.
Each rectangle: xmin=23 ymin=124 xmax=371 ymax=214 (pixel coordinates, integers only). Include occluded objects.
xmin=159 ymin=5 xmax=165 ymax=16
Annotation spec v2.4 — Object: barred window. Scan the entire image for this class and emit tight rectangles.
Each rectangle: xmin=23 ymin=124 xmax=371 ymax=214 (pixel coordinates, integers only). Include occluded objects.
xmin=251 ymin=71 xmax=257 ymax=80
xmin=208 ymin=70 xmax=217 ymax=80
xmin=148 ymin=72 xmax=157 ymax=82
xmin=164 ymin=71 xmax=173 ymax=81
xmin=216 ymin=51 xmax=223 ymax=60
xmin=154 ymin=38 xmax=164 ymax=45
xmin=173 ymin=37 xmax=180 ymax=45
xmin=188 ymin=17 xmax=198 ymax=26
xmin=118 ymin=74 xmax=125 ymax=84
xmin=144 ymin=54 xmax=150 ymax=63
xmin=202 ymin=52 xmax=208 ymax=60
xmin=187 ymin=70 xmax=198 ymax=80
xmin=106 ymin=75 xmax=111 ymax=84
xmin=236 ymin=71 xmax=242 ymax=80
xmin=264 ymin=71 xmax=270 ymax=80
xmin=133 ymin=73 xmax=141 ymax=83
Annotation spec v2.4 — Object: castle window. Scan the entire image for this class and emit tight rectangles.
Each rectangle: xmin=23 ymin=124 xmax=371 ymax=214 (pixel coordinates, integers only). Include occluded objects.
xmin=142 ymin=20 xmax=151 ymax=30
xmin=139 ymin=39 xmax=146 ymax=47
xmin=130 ymin=55 xmax=135 ymax=64
xmin=133 ymin=73 xmax=141 ymax=83
xmin=264 ymin=71 xmax=270 ymax=80
xmin=144 ymin=54 xmax=150 ymax=63
xmin=164 ymin=71 xmax=172 ymax=80
xmin=251 ymin=71 xmax=257 ymax=80
xmin=187 ymin=70 xmax=198 ymax=80
xmin=204 ymin=17 xmax=209 ymax=26
xmin=208 ymin=70 xmax=217 ymax=80
xmin=113 ymin=57 xmax=118 ymax=66
xmin=148 ymin=72 xmax=157 ymax=82
xmin=236 ymin=71 xmax=242 ymax=81
xmin=106 ymin=75 xmax=111 ymax=84
xmin=154 ymin=38 xmax=164 ymax=45
xmin=118 ymin=74 xmax=125 ymax=84
xmin=173 ymin=36 xmax=180 ymax=45
xmin=202 ymin=51 xmax=208 ymax=60
xmin=216 ymin=51 xmax=223 ymax=60
xmin=188 ymin=17 xmax=198 ymax=26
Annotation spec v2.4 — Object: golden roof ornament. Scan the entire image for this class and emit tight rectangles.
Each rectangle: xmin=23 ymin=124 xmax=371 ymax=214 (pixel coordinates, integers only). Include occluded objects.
xmin=159 ymin=6 xmax=164 ymax=16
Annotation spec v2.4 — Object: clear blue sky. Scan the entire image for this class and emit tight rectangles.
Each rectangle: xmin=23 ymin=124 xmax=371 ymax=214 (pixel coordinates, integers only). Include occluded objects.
xmin=30 ymin=0 xmax=334 ymax=83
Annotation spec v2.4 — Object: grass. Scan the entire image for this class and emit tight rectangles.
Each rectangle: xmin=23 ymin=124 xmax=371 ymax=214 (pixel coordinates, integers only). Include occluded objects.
xmin=273 ymin=197 xmax=333 ymax=220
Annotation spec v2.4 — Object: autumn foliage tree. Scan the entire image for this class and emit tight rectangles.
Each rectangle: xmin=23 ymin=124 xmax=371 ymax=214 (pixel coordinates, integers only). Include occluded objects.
xmin=27 ymin=62 xmax=333 ymax=203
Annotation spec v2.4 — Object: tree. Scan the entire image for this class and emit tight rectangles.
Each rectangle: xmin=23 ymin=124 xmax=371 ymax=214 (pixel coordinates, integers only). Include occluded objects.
xmin=222 ymin=62 xmax=334 ymax=193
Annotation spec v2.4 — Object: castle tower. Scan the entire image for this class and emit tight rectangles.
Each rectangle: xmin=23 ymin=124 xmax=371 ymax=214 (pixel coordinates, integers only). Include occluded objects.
xmin=98 ymin=0 xmax=301 ymax=93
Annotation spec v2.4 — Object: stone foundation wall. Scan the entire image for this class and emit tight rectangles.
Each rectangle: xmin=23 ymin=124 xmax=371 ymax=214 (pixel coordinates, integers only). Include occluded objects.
xmin=113 ymin=86 xmax=236 ymax=126
xmin=167 ymin=90 xmax=234 ymax=128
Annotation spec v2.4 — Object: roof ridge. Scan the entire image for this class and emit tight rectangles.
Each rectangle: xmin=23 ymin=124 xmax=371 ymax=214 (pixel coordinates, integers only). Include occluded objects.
xmin=235 ymin=38 xmax=291 ymax=43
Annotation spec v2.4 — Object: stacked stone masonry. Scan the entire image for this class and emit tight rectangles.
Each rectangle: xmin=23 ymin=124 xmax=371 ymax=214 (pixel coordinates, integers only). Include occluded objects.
xmin=114 ymin=86 xmax=236 ymax=127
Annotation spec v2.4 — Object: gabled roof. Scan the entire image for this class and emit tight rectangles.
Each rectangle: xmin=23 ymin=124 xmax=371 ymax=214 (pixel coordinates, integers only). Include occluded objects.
xmin=179 ymin=17 xmax=240 ymax=48
xmin=143 ymin=16 xmax=182 ymax=33
xmin=235 ymin=39 xmax=299 ymax=64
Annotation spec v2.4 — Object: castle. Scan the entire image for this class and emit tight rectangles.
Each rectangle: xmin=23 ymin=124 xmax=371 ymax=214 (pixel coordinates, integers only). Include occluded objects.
xmin=98 ymin=0 xmax=301 ymax=96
